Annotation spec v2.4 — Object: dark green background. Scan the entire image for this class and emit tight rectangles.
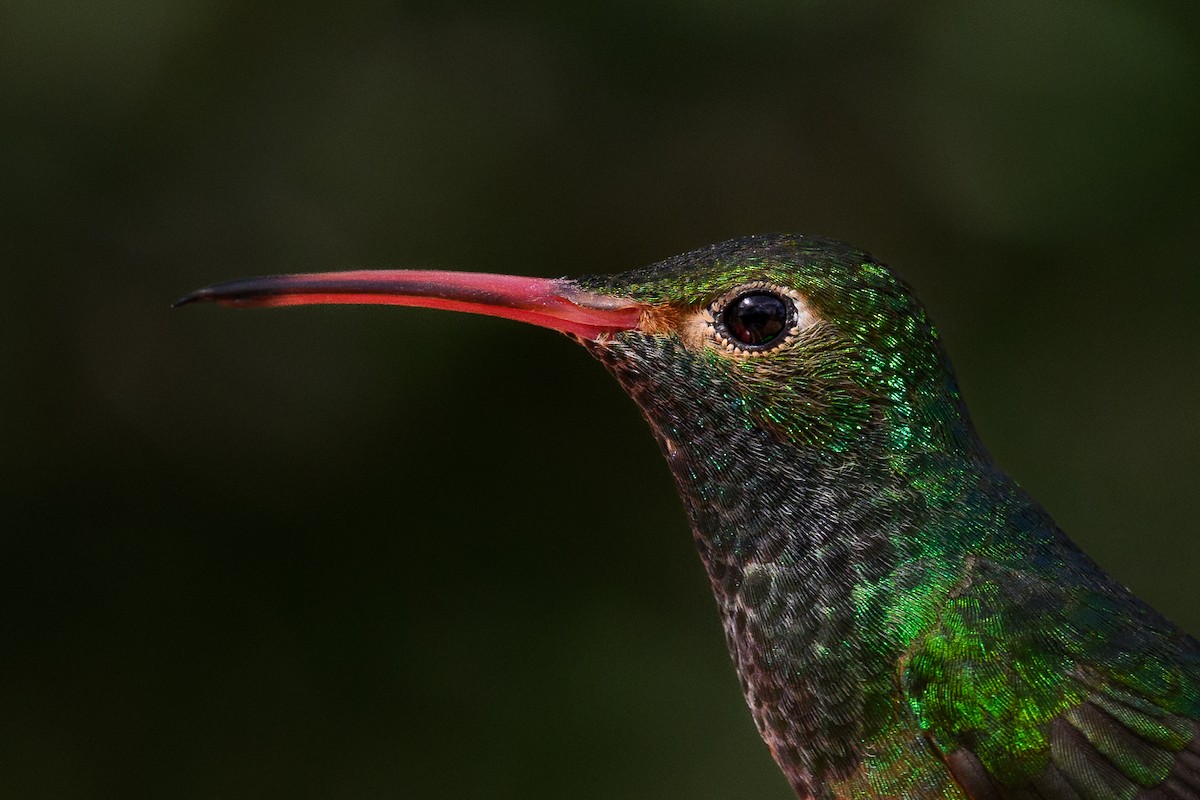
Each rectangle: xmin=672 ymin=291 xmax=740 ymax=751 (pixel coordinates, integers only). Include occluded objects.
xmin=4 ymin=2 xmax=1199 ymax=798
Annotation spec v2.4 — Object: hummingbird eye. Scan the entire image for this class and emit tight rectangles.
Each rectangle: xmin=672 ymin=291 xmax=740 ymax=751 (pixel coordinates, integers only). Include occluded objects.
xmin=713 ymin=289 xmax=797 ymax=351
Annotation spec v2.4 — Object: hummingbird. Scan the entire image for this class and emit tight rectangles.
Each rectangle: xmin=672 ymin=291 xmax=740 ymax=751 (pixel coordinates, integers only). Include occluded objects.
xmin=178 ymin=234 xmax=1200 ymax=800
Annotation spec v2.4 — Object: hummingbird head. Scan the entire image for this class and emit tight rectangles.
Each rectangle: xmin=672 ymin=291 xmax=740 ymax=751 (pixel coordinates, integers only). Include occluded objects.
xmin=576 ymin=234 xmax=977 ymax=465
xmin=177 ymin=233 xmax=975 ymax=464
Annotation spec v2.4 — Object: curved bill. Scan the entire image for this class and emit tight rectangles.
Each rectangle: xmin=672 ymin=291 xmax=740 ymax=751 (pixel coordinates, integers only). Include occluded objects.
xmin=175 ymin=270 xmax=645 ymax=340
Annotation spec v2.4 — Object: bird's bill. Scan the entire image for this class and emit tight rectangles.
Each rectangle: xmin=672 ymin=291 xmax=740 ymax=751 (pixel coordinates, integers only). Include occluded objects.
xmin=175 ymin=270 xmax=645 ymax=340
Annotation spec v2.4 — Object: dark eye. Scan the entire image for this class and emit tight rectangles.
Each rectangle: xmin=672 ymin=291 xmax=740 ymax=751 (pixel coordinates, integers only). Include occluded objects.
xmin=721 ymin=291 xmax=793 ymax=348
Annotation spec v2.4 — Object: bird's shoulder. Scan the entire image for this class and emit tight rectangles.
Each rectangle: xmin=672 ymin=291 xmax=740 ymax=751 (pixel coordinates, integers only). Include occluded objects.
xmin=899 ymin=552 xmax=1200 ymax=799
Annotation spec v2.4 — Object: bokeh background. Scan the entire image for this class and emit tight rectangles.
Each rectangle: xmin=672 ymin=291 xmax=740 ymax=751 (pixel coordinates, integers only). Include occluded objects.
xmin=4 ymin=2 xmax=1200 ymax=798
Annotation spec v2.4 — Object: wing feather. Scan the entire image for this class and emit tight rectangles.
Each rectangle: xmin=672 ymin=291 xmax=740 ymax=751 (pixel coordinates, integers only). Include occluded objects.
xmin=903 ymin=555 xmax=1200 ymax=800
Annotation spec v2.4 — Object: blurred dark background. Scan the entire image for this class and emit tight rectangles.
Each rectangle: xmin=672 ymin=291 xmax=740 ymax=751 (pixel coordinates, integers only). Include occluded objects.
xmin=3 ymin=1 xmax=1199 ymax=798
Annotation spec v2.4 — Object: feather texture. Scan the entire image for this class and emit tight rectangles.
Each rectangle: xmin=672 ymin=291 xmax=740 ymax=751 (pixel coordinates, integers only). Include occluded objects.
xmin=577 ymin=235 xmax=1200 ymax=798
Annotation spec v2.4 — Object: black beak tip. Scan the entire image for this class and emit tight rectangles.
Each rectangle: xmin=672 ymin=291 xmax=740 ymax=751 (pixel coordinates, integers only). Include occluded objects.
xmin=173 ymin=277 xmax=281 ymax=308
xmin=173 ymin=286 xmax=224 ymax=308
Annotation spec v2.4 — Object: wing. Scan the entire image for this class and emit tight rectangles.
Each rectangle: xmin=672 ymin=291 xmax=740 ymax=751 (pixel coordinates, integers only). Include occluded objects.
xmin=901 ymin=555 xmax=1200 ymax=800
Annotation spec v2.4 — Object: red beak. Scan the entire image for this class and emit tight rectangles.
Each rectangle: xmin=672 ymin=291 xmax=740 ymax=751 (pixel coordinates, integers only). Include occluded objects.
xmin=175 ymin=270 xmax=645 ymax=340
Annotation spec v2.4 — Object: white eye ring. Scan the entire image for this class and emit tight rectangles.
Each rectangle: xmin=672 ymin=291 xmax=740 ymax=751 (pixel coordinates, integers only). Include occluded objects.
xmin=703 ymin=283 xmax=815 ymax=356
